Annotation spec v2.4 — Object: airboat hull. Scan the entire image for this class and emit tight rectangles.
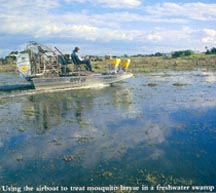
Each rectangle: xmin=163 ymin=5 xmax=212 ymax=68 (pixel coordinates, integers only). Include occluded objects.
xmin=32 ymin=72 xmax=133 ymax=91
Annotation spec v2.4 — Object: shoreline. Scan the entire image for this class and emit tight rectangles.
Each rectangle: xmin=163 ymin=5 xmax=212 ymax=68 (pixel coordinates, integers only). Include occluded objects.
xmin=1 ymin=54 xmax=216 ymax=74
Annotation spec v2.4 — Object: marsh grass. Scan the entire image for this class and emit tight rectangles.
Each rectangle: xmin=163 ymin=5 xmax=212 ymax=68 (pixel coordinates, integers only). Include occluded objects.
xmin=0 ymin=64 xmax=17 ymax=73
xmin=128 ymin=54 xmax=216 ymax=72
xmin=1 ymin=54 xmax=216 ymax=73
xmin=91 ymin=54 xmax=216 ymax=73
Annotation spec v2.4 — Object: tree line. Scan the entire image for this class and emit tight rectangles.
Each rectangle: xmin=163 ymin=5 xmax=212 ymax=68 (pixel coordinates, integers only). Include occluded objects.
xmin=171 ymin=47 xmax=216 ymax=58
xmin=1 ymin=47 xmax=216 ymax=65
xmin=0 ymin=51 xmax=17 ymax=65
xmin=205 ymin=47 xmax=216 ymax=55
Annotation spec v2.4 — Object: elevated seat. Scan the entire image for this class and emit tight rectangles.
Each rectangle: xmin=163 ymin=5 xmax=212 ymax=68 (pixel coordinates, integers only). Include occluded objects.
xmin=71 ymin=53 xmax=84 ymax=71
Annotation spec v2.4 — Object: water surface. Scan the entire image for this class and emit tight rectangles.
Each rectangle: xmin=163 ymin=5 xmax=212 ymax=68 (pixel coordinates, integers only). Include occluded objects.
xmin=0 ymin=70 xmax=216 ymax=192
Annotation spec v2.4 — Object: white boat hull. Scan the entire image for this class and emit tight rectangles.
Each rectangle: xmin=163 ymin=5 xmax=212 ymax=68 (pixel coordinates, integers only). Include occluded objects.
xmin=32 ymin=72 xmax=133 ymax=90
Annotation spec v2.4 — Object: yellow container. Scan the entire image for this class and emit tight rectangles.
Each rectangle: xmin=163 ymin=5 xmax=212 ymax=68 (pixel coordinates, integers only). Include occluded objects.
xmin=109 ymin=58 xmax=121 ymax=66
xmin=21 ymin=65 xmax=29 ymax=72
xmin=121 ymin=59 xmax=131 ymax=69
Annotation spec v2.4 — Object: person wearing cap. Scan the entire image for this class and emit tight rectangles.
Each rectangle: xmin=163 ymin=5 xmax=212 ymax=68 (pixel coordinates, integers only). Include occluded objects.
xmin=71 ymin=47 xmax=93 ymax=72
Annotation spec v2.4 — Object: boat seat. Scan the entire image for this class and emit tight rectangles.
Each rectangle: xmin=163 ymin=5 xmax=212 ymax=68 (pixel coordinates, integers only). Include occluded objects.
xmin=71 ymin=54 xmax=85 ymax=71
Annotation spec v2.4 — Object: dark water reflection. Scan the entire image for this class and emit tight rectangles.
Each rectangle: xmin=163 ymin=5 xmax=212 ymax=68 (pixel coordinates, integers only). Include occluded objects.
xmin=0 ymin=70 xmax=216 ymax=190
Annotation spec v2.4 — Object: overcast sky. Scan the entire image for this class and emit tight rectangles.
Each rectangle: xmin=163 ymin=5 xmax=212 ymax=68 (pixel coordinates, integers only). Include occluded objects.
xmin=0 ymin=0 xmax=216 ymax=57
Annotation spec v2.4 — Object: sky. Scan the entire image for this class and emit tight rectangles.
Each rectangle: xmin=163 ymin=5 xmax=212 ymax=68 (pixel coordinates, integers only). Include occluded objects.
xmin=0 ymin=0 xmax=216 ymax=57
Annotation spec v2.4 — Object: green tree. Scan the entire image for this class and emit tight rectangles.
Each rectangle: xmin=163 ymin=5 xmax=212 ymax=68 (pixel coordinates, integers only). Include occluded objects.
xmin=210 ymin=47 xmax=216 ymax=54
xmin=154 ymin=52 xmax=163 ymax=56
xmin=205 ymin=47 xmax=216 ymax=55
xmin=172 ymin=50 xmax=194 ymax=58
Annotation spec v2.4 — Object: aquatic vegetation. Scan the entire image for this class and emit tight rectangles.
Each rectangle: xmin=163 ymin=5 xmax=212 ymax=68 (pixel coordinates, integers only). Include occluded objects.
xmin=101 ymin=171 xmax=113 ymax=178
xmin=168 ymin=176 xmax=193 ymax=186
xmin=173 ymin=83 xmax=188 ymax=86
xmin=76 ymin=136 xmax=95 ymax=143
xmin=66 ymin=118 xmax=74 ymax=123
xmin=63 ymin=151 xmax=85 ymax=162
xmin=145 ymin=173 xmax=158 ymax=186
xmin=23 ymin=110 xmax=36 ymax=116
xmin=16 ymin=154 xmax=23 ymax=161
xmin=63 ymin=155 xmax=75 ymax=162
xmin=17 ymin=127 xmax=26 ymax=132
xmin=78 ymin=121 xmax=91 ymax=127
xmin=144 ymin=172 xmax=194 ymax=187
xmin=51 ymin=137 xmax=62 ymax=146
xmin=147 ymin=83 xmax=158 ymax=87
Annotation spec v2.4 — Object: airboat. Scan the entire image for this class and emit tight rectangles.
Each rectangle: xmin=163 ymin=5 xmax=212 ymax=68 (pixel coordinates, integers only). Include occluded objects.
xmin=16 ymin=42 xmax=133 ymax=91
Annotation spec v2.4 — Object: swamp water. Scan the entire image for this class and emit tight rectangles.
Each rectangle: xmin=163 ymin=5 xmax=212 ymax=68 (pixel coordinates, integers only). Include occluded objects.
xmin=0 ymin=70 xmax=216 ymax=192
